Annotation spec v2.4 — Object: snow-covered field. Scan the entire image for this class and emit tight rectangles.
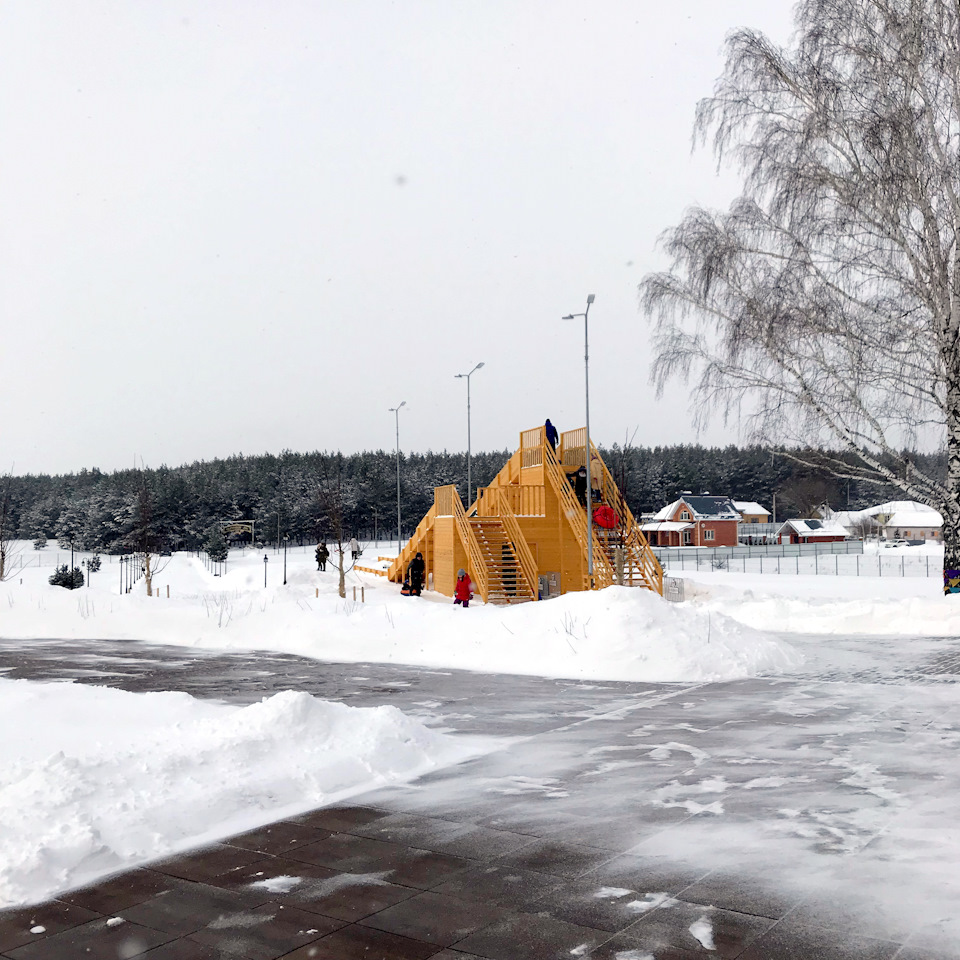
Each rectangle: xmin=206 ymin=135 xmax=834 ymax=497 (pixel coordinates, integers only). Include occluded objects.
xmin=2 ymin=539 xmax=959 ymax=911
xmin=2 ymin=541 xmax=803 ymax=683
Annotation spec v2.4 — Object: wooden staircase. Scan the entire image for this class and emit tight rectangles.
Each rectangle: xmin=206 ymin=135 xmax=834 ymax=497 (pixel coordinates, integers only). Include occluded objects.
xmin=468 ymin=517 xmax=536 ymax=604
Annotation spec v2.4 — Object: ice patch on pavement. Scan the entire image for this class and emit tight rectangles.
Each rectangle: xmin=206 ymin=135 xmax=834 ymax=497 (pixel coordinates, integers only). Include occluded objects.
xmin=689 ymin=915 xmax=716 ymax=950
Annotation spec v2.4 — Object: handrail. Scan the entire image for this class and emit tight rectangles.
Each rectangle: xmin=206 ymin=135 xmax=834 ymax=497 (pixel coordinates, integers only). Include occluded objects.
xmin=387 ymin=502 xmax=437 ymax=583
xmin=448 ymin=485 xmax=489 ymax=603
xmin=542 ymin=440 xmax=615 ymax=589
xmin=488 ymin=488 xmax=538 ymax=601
xmin=587 ymin=442 xmax=663 ymax=594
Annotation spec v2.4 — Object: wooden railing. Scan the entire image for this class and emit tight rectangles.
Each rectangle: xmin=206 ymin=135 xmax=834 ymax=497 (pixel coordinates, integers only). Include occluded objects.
xmin=447 ymin=484 xmax=489 ymax=603
xmin=521 ymin=426 xmax=545 ymax=468
xmin=387 ymin=502 xmax=437 ymax=583
xmin=485 ymin=488 xmax=538 ymax=601
xmin=560 ymin=427 xmax=587 ymax=467
xmin=477 ymin=484 xmax=545 ymax=518
xmin=542 ymin=439 xmax=616 ymax=589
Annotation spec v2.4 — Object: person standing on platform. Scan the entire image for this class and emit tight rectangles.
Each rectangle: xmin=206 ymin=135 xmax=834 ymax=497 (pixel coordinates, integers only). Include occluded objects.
xmin=544 ymin=419 xmax=559 ymax=451
xmin=315 ymin=542 xmax=328 ymax=572
xmin=349 ymin=537 xmax=360 ymax=562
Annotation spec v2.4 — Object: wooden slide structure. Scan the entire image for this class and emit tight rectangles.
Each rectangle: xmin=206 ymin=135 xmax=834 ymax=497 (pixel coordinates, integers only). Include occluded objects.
xmin=387 ymin=425 xmax=663 ymax=604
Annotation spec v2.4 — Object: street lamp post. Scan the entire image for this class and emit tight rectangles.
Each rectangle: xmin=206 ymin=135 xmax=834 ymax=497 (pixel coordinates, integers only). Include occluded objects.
xmin=119 ymin=556 xmax=124 ymax=595
xmin=562 ymin=294 xmax=596 ymax=584
xmin=263 ymin=554 xmax=269 ymax=588
xmin=455 ymin=362 xmax=485 ymax=506
xmin=283 ymin=535 xmax=289 ymax=585
xmin=389 ymin=401 xmax=406 ymax=555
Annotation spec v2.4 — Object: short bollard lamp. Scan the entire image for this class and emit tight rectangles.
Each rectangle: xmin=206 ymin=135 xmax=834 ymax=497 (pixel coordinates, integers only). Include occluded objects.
xmin=263 ymin=554 xmax=268 ymax=588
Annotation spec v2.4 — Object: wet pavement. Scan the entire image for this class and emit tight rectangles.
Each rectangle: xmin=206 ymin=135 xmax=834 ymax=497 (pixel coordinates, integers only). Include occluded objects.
xmin=2 ymin=636 xmax=960 ymax=959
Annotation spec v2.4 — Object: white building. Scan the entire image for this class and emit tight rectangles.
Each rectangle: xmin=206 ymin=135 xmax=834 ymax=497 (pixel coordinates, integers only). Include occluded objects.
xmin=834 ymin=500 xmax=942 ymax=541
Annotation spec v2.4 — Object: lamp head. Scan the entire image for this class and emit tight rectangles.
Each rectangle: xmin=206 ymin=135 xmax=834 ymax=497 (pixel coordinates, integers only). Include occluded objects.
xmin=562 ymin=314 xmax=575 ymax=320
xmin=475 ymin=361 xmax=485 ymax=370
xmin=587 ymin=294 xmax=595 ymax=304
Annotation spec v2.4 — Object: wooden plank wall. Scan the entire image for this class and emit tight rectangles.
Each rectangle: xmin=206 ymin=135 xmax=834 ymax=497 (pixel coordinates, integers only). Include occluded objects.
xmin=432 ymin=516 xmax=467 ymax=598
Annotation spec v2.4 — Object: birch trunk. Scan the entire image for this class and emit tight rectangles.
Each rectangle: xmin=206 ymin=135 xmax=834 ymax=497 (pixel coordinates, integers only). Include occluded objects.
xmin=943 ymin=380 xmax=960 ymax=593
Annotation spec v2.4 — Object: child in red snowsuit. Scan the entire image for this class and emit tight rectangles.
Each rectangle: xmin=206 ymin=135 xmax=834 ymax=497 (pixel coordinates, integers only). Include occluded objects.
xmin=454 ymin=569 xmax=473 ymax=608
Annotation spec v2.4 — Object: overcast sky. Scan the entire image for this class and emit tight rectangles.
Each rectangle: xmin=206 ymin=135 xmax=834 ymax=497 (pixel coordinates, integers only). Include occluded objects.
xmin=1 ymin=1 xmax=796 ymax=476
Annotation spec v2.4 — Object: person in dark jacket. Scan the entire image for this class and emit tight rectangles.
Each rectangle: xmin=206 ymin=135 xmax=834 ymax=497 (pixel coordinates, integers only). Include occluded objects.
xmin=544 ymin=419 xmax=559 ymax=451
xmin=315 ymin=542 xmax=329 ymax=571
xmin=407 ymin=552 xmax=426 ymax=596
xmin=573 ymin=465 xmax=587 ymax=506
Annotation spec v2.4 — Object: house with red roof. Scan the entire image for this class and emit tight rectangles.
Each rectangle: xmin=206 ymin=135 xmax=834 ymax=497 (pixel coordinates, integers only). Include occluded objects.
xmin=776 ymin=518 xmax=848 ymax=544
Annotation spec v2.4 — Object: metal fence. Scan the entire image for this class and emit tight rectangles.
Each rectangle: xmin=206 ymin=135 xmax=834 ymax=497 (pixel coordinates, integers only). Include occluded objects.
xmin=657 ymin=549 xmax=940 ymax=578
xmin=653 ymin=540 xmax=865 ymax=562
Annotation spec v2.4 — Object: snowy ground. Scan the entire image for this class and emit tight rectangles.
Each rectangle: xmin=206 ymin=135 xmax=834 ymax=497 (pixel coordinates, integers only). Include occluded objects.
xmin=3 ymin=538 xmax=960 ymax=939
xmin=1 ymin=541 xmax=802 ymax=683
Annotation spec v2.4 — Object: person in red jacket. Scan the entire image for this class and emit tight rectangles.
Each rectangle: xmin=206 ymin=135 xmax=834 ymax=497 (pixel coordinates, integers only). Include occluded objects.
xmin=454 ymin=569 xmax=473 ymax=608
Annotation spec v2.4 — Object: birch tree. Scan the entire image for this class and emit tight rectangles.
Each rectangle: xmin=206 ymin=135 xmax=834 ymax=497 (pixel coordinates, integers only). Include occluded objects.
xmin=316 ymin=454 xmax=351 ymax=599
xmin=130 ymin=472 xmax=171 ymax=596
xmin=640 ymin=0 xmax=960 ymax=591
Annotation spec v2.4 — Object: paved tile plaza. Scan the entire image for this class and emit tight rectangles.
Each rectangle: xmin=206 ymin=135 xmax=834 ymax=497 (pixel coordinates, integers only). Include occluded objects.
xmin=1 ymin=635 xmax=959 ymax=959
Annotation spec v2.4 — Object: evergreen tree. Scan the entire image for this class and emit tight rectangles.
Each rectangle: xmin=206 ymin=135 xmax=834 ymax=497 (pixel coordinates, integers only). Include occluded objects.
xmin=203 ymin=524 xmax=229 ymax=563
xmin=49 ymin=565 xmax=84 ymax=589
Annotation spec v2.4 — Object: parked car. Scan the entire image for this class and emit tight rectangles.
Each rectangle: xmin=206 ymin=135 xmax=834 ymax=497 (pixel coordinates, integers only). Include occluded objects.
xmin=883 ymin=539 xmax=909 ymax=548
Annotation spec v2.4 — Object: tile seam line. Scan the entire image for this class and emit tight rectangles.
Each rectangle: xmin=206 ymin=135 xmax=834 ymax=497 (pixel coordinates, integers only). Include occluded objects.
xmin=544 ymin=682 xmax=714 ymax=737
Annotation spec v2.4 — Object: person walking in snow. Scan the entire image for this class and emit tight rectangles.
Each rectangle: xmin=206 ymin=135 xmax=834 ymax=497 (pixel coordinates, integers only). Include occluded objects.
xmin=315 ymin=542 xmax=328 ymax=571
xmin=544 ymin=418 xmax=559 ymax=452
xmin=349 ymin=537 xmax=360 ymax=562
xmin=454 ymin=568 xmax=473 ymax=608
xmin=407 ymin=551 xmax=426 ymax=596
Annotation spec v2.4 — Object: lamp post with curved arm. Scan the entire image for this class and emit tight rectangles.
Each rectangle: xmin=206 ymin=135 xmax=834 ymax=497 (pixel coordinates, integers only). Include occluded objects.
xmin=389 ymin=402 xmax=406 ymax=555
xmin=454 ymin=362 xmax=484 ymax=506
xmin=562 ymin=294 xmax=596 ymax=584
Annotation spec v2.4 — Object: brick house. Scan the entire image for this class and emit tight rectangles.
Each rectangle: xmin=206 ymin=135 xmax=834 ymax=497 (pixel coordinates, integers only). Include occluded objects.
xmin=640 ymin=496 xmax=741 ymax=547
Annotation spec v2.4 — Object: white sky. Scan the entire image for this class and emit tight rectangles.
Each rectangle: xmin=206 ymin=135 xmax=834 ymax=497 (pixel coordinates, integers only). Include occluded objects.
xmin=1 ymin=1 xmax=796 ymax=475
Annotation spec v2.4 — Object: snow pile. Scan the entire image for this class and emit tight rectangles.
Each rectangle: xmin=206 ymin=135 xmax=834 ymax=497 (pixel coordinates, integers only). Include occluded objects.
xmin=483 ymin=587 xmax=803 ymax=682
xmin=0 ymin=678 xmax=490 ymax=908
